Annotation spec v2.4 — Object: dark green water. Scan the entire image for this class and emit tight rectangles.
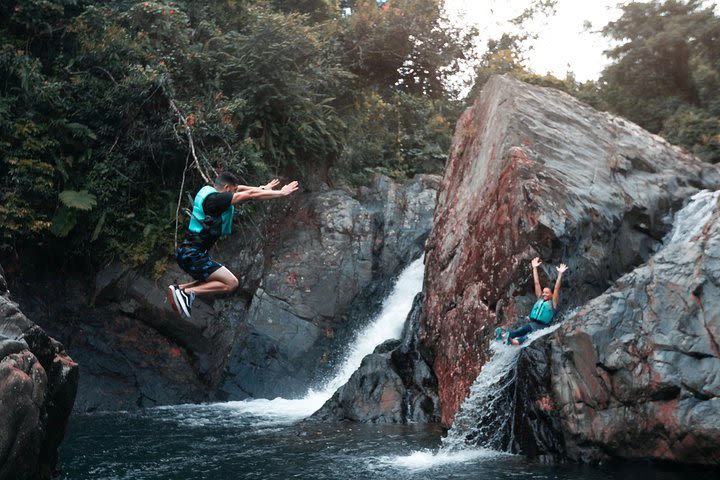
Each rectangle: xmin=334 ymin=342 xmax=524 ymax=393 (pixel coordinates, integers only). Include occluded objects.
xmin=58 ymin=404 xmax=718 ymax=480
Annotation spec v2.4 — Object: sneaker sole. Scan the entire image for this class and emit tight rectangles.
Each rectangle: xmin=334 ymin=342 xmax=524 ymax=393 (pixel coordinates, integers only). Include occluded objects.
xmin=173 ymin=287 xmax=191 ymax=318
xmin=167 ymin=286 xmax=179 ymax=314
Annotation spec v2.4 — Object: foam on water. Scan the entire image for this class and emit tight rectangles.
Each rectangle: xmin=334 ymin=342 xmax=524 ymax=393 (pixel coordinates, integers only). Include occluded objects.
xmin=378 ymin=448 xmax=507 ymax=471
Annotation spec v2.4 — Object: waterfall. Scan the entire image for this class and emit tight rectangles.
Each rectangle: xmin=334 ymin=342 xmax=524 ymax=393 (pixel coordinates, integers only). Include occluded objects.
xmin=382 ymin=323 xmax=562 ymax=470
xmin=441 ymin=324 xmax=562 ymax=452
xmin=213 ymin=257 xmax=425 ymax=422
xmin=664 ymin=190 xmax=719 ymax=245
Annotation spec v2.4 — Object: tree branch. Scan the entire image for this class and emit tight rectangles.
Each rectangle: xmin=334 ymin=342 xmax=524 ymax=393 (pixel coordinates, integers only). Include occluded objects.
xmin=168 ymin=98 xmax=215 ymax=183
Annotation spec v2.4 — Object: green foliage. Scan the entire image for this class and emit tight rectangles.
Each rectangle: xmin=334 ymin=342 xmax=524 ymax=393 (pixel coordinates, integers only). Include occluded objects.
xmin=59 ymin=190 xmax=97 ymax=210
xmin=328 ymin=0 xmax=470 ymax=184
xmin=338 ymin=0 xmax=472 ymax=98
xmin=597 ymin=0 xmax=720 ymax=163
xmin=0 ymin=0 xmax=473 ymax=269
xmin=333 ymin=90 xmax=457 ymax=184
xmin=662 ymin=105 xmax=720 ymax=162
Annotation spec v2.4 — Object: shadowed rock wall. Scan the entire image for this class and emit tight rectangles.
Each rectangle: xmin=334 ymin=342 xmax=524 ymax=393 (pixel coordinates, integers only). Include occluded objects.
xmin=12 ymin=174 xmax=439 ymax=412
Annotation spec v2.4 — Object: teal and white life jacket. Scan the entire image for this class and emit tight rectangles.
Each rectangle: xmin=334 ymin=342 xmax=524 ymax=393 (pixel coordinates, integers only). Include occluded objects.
xmin=529 ymin=298 xmax=554 ymax=325
xmin=188 ymin=185 xmax=234 ymax=237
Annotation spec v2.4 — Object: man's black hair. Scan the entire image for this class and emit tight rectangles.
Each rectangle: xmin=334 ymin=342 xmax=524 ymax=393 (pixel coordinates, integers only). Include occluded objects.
xmin=215 ymin=172 xmax=239 ymax=187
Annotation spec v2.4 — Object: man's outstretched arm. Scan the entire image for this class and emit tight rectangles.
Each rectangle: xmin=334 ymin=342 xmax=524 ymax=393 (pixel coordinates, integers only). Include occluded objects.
xmin=234 ymin=178 xmax=281 ymax=192
xmin=553 ymin=264 xmax=568 ymax=309
xmin=231 ymin=181 xmax=299 ymax=204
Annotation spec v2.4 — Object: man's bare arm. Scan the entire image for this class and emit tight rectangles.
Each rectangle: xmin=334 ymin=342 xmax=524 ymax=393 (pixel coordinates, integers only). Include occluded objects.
xmin=235 ymin=178 xmax=280 ymax=192
xmin=231 ymin=181 xmax=299 ymax=204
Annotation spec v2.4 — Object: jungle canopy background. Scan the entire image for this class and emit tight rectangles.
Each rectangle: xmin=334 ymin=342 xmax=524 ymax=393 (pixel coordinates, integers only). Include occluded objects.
xmin=1 ymin=0 xmax=718 ymax=273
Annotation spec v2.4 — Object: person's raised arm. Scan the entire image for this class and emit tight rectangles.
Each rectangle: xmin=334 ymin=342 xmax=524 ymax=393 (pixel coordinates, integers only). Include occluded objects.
xmin=531 ymin=257 xmax=542 ymax=298
xmin=553 ymin=263 xmax=568 ymax=309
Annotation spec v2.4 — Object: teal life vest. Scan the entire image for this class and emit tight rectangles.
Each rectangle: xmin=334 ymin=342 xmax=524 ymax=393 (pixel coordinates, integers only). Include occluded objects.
xmin=529 ymin=298 xmax=554 ymax=325
xmin=188 ymin=185 xmax=234 ymax=237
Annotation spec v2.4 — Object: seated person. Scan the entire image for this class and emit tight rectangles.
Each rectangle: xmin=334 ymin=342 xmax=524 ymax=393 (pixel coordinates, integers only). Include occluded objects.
xmin=501 ymin=257 xmax=568 ymax=345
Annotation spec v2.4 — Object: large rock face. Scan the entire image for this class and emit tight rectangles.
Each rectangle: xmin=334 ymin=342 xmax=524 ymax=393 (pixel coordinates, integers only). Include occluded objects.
xmin=220 ymin=174 xmax=439 ymax=399
xmin=13 ymin=174 xmax=439 ymax=411
xmin=419 ymin=75 xmax=720 ymax=426
xmin=0 ymin=266 xmax=78 ymax=480
xmin=508 ymin=190 xmax=720 ymax=465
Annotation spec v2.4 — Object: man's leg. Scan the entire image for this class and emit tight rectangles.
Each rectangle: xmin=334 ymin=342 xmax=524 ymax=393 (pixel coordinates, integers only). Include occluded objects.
xmin=186 ymin=267 xmax=239 ymax=296
xmin=178 ymin=280 xmax=200 ymax=290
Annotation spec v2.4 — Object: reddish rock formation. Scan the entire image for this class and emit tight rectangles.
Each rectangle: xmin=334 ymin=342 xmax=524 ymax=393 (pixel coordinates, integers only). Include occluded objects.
xmin=0 ymin=267 xmax=78 ymax=480
xmin=420 ymin=75 xmax=720 ymax=426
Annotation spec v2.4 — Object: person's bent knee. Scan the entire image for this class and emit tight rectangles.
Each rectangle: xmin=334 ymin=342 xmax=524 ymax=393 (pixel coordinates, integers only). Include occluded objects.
xmin=225 ymin=275 xmax=239 ymax=292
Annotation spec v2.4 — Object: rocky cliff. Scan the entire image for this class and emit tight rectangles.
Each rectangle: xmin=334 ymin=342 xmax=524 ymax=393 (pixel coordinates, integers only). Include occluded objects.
xmin=420 ymin=75 xmax=719 ymax=427
xmin=12 ymin=174 xmax=439 ymax=412
xmin=0 ymin=265 xmax=78 ymax=480
xmin=316 ymin=76 xmax=720 ymax=465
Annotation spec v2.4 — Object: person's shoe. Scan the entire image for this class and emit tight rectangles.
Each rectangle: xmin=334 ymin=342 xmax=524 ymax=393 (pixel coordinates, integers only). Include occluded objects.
xmin=167 ymin=285 xmax=180 ymax=314
xmin=494 ymin=327 xmax=505 ymax=342
xmin=173 ymin=287 xmax=194 ymax=318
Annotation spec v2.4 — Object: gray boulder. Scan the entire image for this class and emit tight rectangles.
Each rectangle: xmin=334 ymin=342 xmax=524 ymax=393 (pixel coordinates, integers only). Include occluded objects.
xmin=418 ymin=74 xmax=719 ymax=426
xmin=510 ymin=190 xmax=720 ymax=465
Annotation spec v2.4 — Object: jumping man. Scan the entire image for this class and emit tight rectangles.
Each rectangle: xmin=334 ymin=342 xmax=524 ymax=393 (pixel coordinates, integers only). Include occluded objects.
xmin=168 ymin=172 xmax=299 ymax=317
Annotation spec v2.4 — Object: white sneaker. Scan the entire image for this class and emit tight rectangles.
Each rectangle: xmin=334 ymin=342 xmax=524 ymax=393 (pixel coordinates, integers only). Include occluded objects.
xmin=172 ymin=287 xmax=194 ymax=318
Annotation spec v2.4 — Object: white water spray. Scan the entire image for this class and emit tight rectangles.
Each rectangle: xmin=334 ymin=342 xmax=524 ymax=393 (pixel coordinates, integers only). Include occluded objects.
xmin=664 ymin=190 xmax=719 ymax=245
xmin=383 ymin=324 xmax=562 ymax=470
xmin=442 ymin=323 xmax=562 ymax=452
xmin=218 ymin=257 xmax=425 ymax=422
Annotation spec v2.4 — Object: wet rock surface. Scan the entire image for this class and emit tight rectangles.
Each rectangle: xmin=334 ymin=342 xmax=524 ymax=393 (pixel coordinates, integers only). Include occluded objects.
xmin=418 ymin=75 xmax=720 ymax=427
xmin=0 ymin=267 xmax=78 ymax=480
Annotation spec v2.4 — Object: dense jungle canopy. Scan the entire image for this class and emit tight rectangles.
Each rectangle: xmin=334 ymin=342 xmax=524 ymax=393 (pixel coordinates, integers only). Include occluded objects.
xmin=1 ymin=0 xmax=718 ymax=273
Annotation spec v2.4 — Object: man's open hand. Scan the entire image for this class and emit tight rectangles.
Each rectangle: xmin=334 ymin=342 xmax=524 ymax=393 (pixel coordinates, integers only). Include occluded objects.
xmin=280 ymin=181 xmax=299 ymax=196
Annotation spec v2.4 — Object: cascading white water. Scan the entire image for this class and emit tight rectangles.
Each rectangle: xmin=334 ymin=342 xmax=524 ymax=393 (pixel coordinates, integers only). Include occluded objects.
xmin=441 ymin=323 xmax=562 ymax=452
xmin=384 ymin=323 xmax=562 ymax=470
xmin=216 ymin=257 xmax=425 ymax=423
xmin=664 ymin=190 xmax=719 ymax=245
